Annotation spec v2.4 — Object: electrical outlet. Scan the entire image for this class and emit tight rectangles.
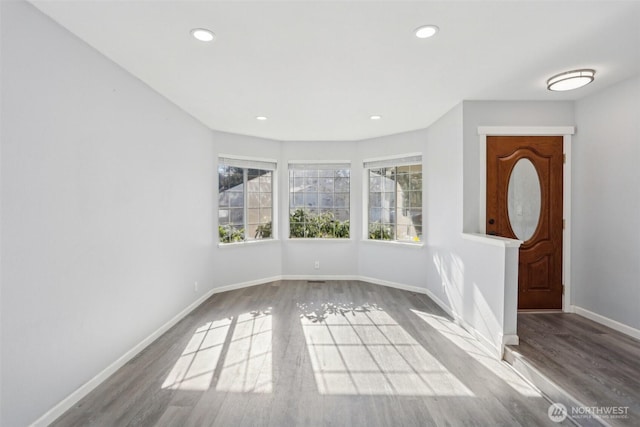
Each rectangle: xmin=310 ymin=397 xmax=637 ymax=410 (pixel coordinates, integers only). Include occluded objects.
xmin=194 ymin=281 xmax=198 ymax=292
xmin=314 ymin=261 xmax=320 ymax=269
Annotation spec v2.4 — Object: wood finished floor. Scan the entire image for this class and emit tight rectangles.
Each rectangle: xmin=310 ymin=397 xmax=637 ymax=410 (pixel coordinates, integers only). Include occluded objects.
xmin=52 ymin=281 xmax=565 ymax=427
xmin=511 ymin=313 xmax=640 ymax=427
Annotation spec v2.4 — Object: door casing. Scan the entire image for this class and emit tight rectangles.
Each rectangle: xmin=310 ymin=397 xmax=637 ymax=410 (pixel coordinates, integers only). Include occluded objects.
xmin=486 ymin=135 xmax=563 ymax=309
xmin=477 ymin=126 xmax=574 ymax=312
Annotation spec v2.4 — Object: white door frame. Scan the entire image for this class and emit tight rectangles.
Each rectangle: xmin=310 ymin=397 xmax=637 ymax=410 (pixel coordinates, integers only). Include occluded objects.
xmin=478 ymin=126 xmax=575 ymax=312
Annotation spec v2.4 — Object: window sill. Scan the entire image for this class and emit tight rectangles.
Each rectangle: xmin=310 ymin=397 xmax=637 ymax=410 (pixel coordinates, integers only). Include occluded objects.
xmin=361 ymin=239 xmax=424 ymax=249
xmin=218 ymin=239 xmax=280 ymax=249
xmin=286 ymin=238 xmax=353 ymax=243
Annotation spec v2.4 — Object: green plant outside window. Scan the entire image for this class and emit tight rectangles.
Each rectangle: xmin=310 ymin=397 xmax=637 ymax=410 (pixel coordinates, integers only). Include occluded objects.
xmin=218 ymin=159 xmax=274 ymax=243
xmin=368 ymin=163 xmax=422 ymax=242
xmin=289 ymin=165 xmax=350 ymax=239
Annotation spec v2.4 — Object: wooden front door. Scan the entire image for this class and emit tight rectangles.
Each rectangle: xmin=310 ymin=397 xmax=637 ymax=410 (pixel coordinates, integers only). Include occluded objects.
xmin=486 ymin=136 xmax=563 ymax=310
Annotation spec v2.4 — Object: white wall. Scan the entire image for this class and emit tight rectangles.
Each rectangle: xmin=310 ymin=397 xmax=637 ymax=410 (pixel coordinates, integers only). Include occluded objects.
xmin=356 ymin=129 xmax=429 ymax=286
xmin=212 ymin=131 xmax=282 ymax=285
xmin=6 ymin=1 xmax=634 ymax=424
xmin=425 ymin=104 xmax=519 ymax=354
xmin=0 ymin=1 xmax=4 ymax=422
xmin=355 ymin=105 xmax=519 ymax=355
xmin=457 ymin=101 xmax=576 ymax=351
xmin=280 ymin=141 xmax=359 ymax=277
xmin=1 ymin=2 xmax=215 ymax=425
xmin=210 ymin=101 xmax=521 ymax=356
xmin=423 ymin=105 xmax=464 ymax=302
xmin=273 ymin=109 xmax=519 ymax=357
xmin=572 ymin=75 xmax=640 ymax=330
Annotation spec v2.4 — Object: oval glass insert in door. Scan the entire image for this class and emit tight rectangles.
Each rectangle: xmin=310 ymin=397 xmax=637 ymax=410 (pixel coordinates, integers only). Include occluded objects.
xmin=507 ymin=159 xmax=541 ymax=241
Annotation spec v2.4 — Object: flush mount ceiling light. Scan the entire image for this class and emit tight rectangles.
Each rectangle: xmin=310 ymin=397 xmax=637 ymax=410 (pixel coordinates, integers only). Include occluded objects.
xmin=256 ymin=116 xmax=268 ymax=121
xmin=414 ymin=25 xmax=439 ymax=39
xmin=370 ymin=115 xmax=382 ymax=120
xmin=190 ymin=28 xmax=215 ymax=42
xmin=547 ymin=69 xmax=595 ymax=91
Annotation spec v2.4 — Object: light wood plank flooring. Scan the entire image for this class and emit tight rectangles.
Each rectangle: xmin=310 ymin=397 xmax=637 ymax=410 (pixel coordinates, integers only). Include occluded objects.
xmin=52 ymin=281 xmax=566 ymax=426
xmin=509 ymin=313 xmax=640 ymax=427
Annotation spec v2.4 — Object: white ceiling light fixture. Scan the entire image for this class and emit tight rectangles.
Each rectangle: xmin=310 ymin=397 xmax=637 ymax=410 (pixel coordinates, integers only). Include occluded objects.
xmin=370 ymin=115 xmax=382 ymax=120
xmin=190 ymin=28 xmax=215 ymax=42
xmin=256 ymin=116 xmax=268 ymax=121
xmin=415 ymin=25 xmax=439 ymax=39
xmin=547 ymin=69 xmax=595 ymax=91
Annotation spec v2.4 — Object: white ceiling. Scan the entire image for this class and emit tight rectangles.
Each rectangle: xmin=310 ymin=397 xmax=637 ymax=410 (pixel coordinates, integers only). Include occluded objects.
xmin=30 ymin=1 xmax=640 ymax=141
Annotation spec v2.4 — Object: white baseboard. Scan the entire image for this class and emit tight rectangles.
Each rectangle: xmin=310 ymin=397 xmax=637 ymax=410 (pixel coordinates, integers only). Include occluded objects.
xmin=459 ymin=322 xmax=503 ymax=359
xmin=30 ymin=276 xmax=281 ymax=427
xmin=430 ymin=297 xmax=504 ymax=359
xmin=502 ymin=334 xmax=519 ymax=347
xmin=358 ymin=276 xmax=432 ymax=297
xmin=281 ymin=274 xmax=360 ymax=281
xmin=426 ymin=291 xmax=506 ymax=359
xmin=571 ymin=305 xmax=640 ymax=341
xmin=358 ymin=276 xmax=505 ymax=358
xmin=210 ymin=276 xmax=283 ymax=293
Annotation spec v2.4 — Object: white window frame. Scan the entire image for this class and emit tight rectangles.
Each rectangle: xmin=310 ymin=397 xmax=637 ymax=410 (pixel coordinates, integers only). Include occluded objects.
xmin=218 ymin=155 xmax=278 ymax=245
xmin=363 ymin=153 xmax=423 ymax=244
xmin=287 ymin=160 xmax=352 ymax=240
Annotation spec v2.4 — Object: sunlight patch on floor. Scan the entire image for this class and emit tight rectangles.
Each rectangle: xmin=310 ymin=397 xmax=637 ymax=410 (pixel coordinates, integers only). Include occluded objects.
xmin=162 ymin=318 xmax=232 ymax=390
xmin=162 ymin=310 xmax=272 ymax=393
xmin=300 ymin=302 xmax=473 ymax=396
xmin=410 ymin=309 xmax=541 ymax=397
xmin=216 ymin=311 xmax=272 ymax=393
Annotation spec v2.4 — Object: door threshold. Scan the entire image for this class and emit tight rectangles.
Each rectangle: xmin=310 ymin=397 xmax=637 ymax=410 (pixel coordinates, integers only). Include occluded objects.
xmin=518 ymin=309 xmax=563 ymax=314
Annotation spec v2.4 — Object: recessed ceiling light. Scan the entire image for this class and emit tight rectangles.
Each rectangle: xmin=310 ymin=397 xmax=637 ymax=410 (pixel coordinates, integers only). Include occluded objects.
xmin=256 ymin=116 xmax=268 ymax=121
xmin=547 ymin=69 xmax=595 ymax=91
xmin=191 ymin=28 xmax=215 ymax=42
xmin=415 ymin=25 xmax=439 ymax=39
xmin=370 ymin=115 xmax=382 ymax=120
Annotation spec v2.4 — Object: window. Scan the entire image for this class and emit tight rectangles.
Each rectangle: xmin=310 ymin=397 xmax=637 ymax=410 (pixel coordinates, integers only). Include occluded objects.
xmin=365 ymin=154 xmax=422 ymax=242
xmin=288 ymin=162 xmax=350 ymax=239
xmin=218 ymin=156 xmax=276 ymax=243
